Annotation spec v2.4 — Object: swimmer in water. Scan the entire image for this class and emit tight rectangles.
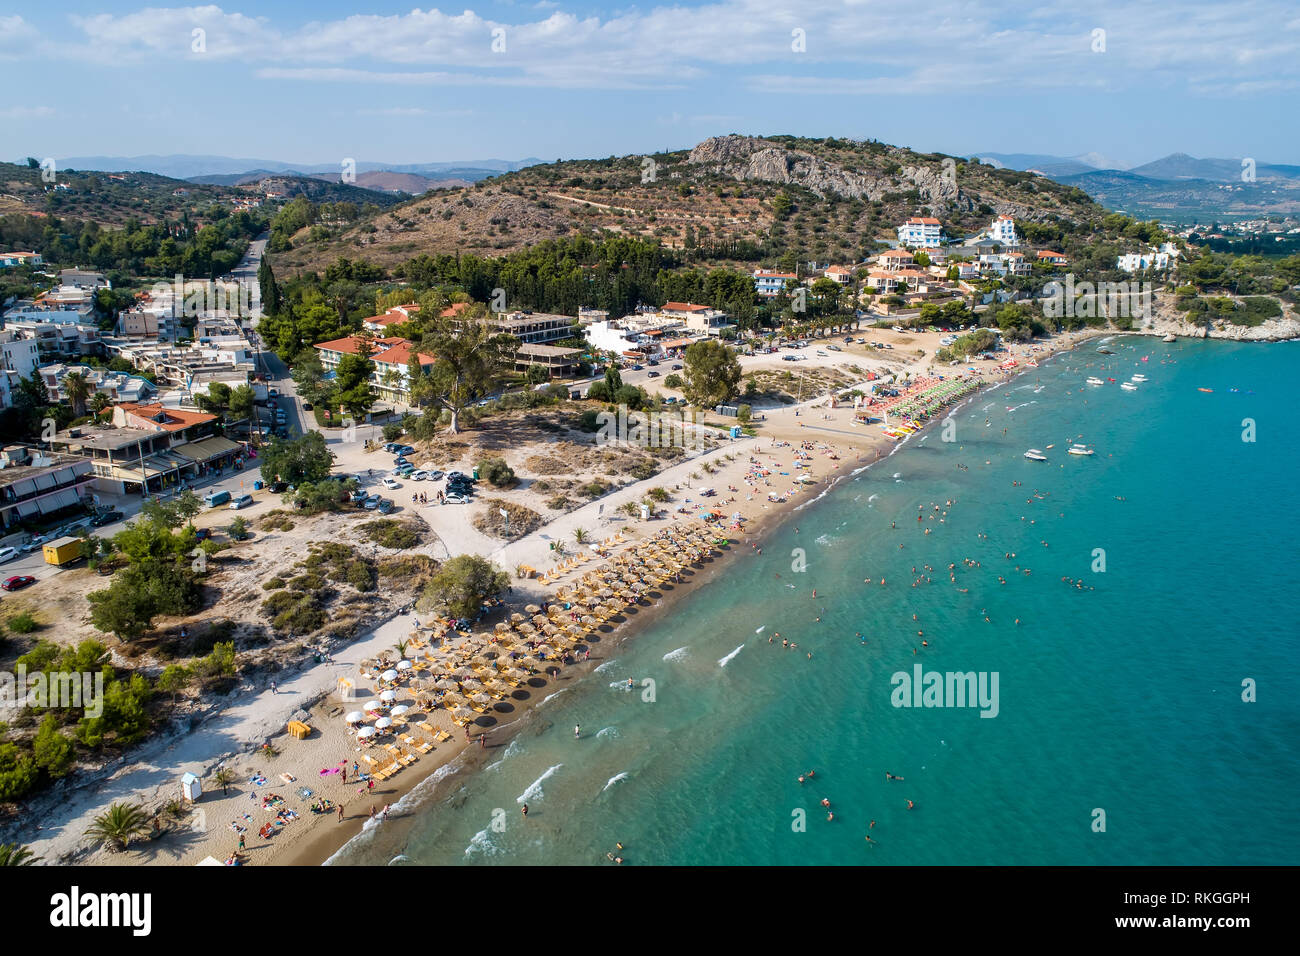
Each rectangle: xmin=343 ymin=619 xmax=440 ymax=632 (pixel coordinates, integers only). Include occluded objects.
xmin=907 ymin=800 xmax=915 ymax=810
xmin=821 ymin=798 xmax=831 ymax=808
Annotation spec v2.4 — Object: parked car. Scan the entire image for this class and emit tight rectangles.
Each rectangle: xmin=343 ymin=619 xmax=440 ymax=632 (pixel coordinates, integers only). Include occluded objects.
xmin=20 ymin=536 xmax=47 ymax=553
xmin=90 ymin=509 xmax=125 ymax=528
xmin=671 ymin=363 xmax=683 ymax=370
xmin=447 ymin=471 xmax=475 ymax=484
xmin=631 ymin=364 xmax=644 ymax=371
xmin=410 ymin=470 xmax=429 ymax=481
xmin=647 ymin=371 xmax=660 ymax=378
xmin=382 ymin=442 xmax=401 ymax=454
xmin=363 ymin=495 xmax=381 ymax=510
xmin=382 ymin=476 xmax=401 ymax=489
xmin=396 ymin=464 xmax=415 ymax=477
xmin=0 ymin=546 xmax=18 ymax=564
xmin=350 ymin=489 xmax=369 ymax=503
xmin=827 ymin=345 xmax=842 ymax=352
xmin=395 ymin=444 xmax=415 ymax=456
xmin=443 ymin=493 xmax=470 ymax=504
xmin=229 ymin=494 xmax=254 ymax=510
xmin=647 ymin=359 xmax=659 ymax=366
xmin=377 ymin=499 xmax=395 ymax=515
xmin=427 ymin=470 xmax=444 ymax=481
xmin=268 ymin=387 xmax=280 ymax=397
xmin=2 ymin=575 xmax=36 ymax=592
xmin=302 ymin=402 xmax=313 ymax=411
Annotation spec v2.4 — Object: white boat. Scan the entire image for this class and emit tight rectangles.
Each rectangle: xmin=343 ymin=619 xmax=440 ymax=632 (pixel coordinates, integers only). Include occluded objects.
xmin=1068 ymin=444 xmax=1094 ymax=456
xmin=1086 ymin=377 xmax=1104 ymax=386
xmin=1120 ymin=382 xmax=1138 ymax=391
xmin=1162 ymin=333 xmax=1177 ymax=343
xmin=1131 ymin=374 xmax=1147 ymax=382
xmin=1024 ymin=449 xmax=1048 ymax=461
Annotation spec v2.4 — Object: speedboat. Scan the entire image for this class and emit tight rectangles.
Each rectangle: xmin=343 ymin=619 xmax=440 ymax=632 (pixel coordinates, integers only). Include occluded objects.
xmin=1131 ymin=374 xmax=1147 ymax=382
xmin=1121 ymin=382 xmax=1138 ymax=391
xmin=1086 ymin=377 xmax=1104 ymax=386
xmin=1024 ymin=449 xmax=1048 ymax=461
xmin=1068 ymin=444 xmax=1094 ymax=456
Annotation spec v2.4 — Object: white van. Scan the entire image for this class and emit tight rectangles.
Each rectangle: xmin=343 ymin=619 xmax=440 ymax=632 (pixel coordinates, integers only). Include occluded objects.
xmin=229 ymin=494 xmax=254 ymax=510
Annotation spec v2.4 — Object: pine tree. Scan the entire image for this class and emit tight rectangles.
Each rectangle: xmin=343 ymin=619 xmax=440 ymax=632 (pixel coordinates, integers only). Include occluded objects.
xmin=258 ymin=256 xmax=281 ymax=316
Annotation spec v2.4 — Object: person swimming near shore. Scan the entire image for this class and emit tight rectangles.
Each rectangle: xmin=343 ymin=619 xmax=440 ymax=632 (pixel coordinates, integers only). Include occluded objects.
xmin=821 ymin=798 xmax=831 ymax=808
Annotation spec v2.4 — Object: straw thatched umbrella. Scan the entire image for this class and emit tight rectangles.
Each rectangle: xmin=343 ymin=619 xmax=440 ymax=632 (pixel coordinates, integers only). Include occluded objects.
xmin=510 ymin=612 xmax=525 ymax=624
xmin=525 ymin=603 xmax=542 ymax=614
xmin=452 ymin=706 xmax=474 ymax=721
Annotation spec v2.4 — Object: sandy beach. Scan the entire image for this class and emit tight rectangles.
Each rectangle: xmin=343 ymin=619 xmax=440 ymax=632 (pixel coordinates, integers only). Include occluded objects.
xmin=16 ymin=325 xmax=1100 ymax=867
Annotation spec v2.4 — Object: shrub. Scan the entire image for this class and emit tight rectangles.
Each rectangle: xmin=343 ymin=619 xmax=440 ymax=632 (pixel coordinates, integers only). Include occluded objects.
xmin=228 ymin=516 xmax=250 ymax=541
xmin=477 ymin=457 xmax=517 ymax=488
xmin=7 ymin=612 xmax=38 ymax=634
xmin=646 ymin=487 xmax=670 ymax=502
xmin=262 ymin=576 xmax=286 ymax=591
xmin=358 ymin=519 xmax=421 ymax=550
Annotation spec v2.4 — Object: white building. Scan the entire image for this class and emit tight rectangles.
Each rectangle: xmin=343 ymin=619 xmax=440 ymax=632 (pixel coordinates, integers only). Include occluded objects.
xmin=1 ymin=331 xmax=41 ymax=381
xmin=1117 ymin=246 xmax=1179 ymax=273
xmin=989 ymin=215 xmax=1019 ymax=246
xmin=896 ymin=217 xmax=944 ymax=248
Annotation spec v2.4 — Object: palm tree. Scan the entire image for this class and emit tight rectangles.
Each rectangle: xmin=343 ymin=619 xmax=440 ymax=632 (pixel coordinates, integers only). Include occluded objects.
xmin=84 ymin=802 xmax=151 ymax=852
xmin=64 ymin=371 xmax=91 ymax=418
xmin=393 ymin=638 xmax=410 ymax=659
xmin=0 ymin=843 xmax=40 ymax=866
xmin=89 ymin=391 xmax=112 ymax=418
xmin=572 ymin=526 xmax=588 ymax=545
xmin=211 ymin=766 xmax=236 ymax=795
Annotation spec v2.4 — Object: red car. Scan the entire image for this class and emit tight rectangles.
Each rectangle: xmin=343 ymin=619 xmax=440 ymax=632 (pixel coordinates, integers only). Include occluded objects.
xmin=2 ymin=575 xmax=36 ymax=591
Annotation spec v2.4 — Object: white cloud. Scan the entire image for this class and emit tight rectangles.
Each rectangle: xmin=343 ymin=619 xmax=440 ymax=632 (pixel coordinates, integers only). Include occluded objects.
xmin=0 ymin=105 xmax=55 ymax=119
xmin=13 ymin=1 xmax=1297 ymax=97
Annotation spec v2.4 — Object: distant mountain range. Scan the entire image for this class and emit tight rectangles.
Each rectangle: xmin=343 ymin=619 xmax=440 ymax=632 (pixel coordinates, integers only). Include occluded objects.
xmin=978 ymin=151 xmax=1300 ymax=222
xmin=47 ymin=154 xmax=545 ymax=193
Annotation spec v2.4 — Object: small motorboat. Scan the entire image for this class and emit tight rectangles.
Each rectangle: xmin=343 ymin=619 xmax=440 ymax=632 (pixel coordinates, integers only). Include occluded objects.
xmin=1131 ymin=374 xmax=1147 ymax=382
xmin=1024 ymin=449 xmax=1048 ymax=461
xmin=1068 ymin=444 xmax=1094 ymax=456
xmin=1086 ymin=377 xmax=1104 ymax=386
xmin=1121 ymin=382 xmax=1139 ymax=391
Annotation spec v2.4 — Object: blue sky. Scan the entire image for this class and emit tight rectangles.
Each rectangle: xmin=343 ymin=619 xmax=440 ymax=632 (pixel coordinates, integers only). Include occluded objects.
xmin=4 ymin=1 xmax=1299 ymax=168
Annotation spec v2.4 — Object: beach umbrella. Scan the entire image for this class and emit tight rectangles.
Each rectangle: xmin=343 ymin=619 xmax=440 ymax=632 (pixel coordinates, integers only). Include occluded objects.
xmin=396 ymin=660 xmax=413 ymax=671
xmin=510 ymin=613 xmax=525 ymax=624
xmin=471 ymin=693 xmax=491 ymax=705
xmin=374 ymin=716 xmax=393 ymax=730
xmin=345 ymin=711 xmax=366 ymax=724
xmin=363 ymin=700 xmax=384 ymax=712
xmin=525 ymin=603 xmax=542 ymax=614
xmin=357 ymin=726 xmax=377 ymax=739
xmin=380 ymin=689 xmax=398 ymax=702
xmin=452 ymin=707 xmax=474 ymax=721
xmin=435 ymin=678 xmax=457 ymax=691
xmin=494 ymin=622 xmax=511 ymax=634
xmin=390 ymin=704 xmax=411 ymax=717
xmin=381 ymin=669 xmax=399 ymax=683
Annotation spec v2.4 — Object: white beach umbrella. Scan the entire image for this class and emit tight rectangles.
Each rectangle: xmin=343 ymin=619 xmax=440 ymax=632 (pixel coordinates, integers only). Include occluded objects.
xmin=374 ymin=716 xmax=393 ymax=730
xmin=380 ymin=689 xmax=398 ymax=702
xmin=363 ymin=700 xmax=384 ymax=712
xmin=381 ymin=669 xmax=400 ymax=683
xmin=396 ymin=659 xmax=413 ymax=671
xmin=390 ymin=704 xmax=411 ymax=717
xmin=357 ymin=726 xmax=377 ymax=738
xmin=345 ymin=711 xmax=366 ymax=724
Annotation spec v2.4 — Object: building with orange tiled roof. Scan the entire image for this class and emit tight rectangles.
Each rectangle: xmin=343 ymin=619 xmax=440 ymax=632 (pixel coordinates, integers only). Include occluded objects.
xmin=897 ymin=217 xmax=945 ymax=248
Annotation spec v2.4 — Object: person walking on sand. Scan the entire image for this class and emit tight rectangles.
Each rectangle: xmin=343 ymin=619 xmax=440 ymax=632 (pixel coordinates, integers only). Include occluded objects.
xmin=338 ymin=803 xmax=345 ymax=821
xmin=574 ymin=724 xmax=581 ymax=739
xmin=270 ymin=680 xmax=277 ymax=694
xmin=238 ymin=833 xmax=245 ymax=851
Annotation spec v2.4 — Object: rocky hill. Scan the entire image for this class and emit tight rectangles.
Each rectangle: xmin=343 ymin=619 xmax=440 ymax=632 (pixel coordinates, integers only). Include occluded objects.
xmin=272 ymin=134 xmax=1104 ymax=274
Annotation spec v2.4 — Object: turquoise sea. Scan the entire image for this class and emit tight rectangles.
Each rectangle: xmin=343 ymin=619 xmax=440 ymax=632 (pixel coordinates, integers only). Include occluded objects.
xmin=333 ymin=338 xmax=1300 ymax=866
